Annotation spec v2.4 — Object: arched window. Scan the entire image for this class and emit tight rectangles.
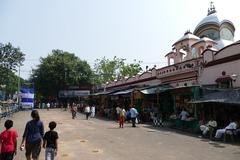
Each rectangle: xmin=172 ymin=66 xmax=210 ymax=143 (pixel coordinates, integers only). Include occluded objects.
xmin=170 ymin=58 xmax=174 ymax=65
xmin=191 ymin=48 xmax=198 ymax=58
xmin=180 ymin=49 xmax=187 ymax=61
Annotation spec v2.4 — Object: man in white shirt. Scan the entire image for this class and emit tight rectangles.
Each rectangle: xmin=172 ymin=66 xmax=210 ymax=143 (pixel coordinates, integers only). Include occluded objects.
xmin=115 ymin=106 xmax=121 ymax=121
xmin=91 ymin=105 xmax=95 ymax=118
xmin=47 ymin=102 xmax=50 ymax=111
xmin=85 ymin=105 xmax=91 ymax=120
xmin=179 ymin=108 xmax=189 ymax=121
xmin=130 ymin=106 xmax=138 ymax=127
xmin=215 ymin=120 xmax=237 ymax=139
xmin=200 ymin=117 xmax=217 ymax=135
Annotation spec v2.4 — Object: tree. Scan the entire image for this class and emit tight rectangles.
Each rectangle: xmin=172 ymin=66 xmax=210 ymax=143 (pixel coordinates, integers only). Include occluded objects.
xmin=0 ymin=42 xmax=25 ymax=71
xmin=120 ymin=59 xmax=142 ymax=78
xmin=31 ymin=50 xmax=93 ymax=100
xmin=94 ymin=56 xmax=142 ymax=84
xmin=0 ymin=42 xmax=25 ymax=98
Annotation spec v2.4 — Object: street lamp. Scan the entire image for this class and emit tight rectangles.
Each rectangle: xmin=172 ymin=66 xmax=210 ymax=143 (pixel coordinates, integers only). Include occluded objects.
xmin=17 ymin=65 xmax=21 ymax=105
xmin=230 ymin=74 xmax=239 ymax=89
xmin=231 ymin=74 xmax=238 ymax=82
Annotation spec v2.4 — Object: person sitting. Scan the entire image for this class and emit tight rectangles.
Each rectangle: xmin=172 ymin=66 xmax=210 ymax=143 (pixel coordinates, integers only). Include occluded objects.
xmin=215 ymin=119 xmax=237 ymax=139
xmin=200 ymin=117 xmax=217 ymax=138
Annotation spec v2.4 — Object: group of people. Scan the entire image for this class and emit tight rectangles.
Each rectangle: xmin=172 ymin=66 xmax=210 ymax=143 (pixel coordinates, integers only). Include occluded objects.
xmin=69 ymin=103 xmax=96 ymax=120
xmin=178 ymin=108 xmax=239 ymax=140
xmin=115 ymin=106 xmax=139 ymax=128
xmin=84 ymin=105 xmax=95 ymax=120
xmin=38 ymin=102 xmax=57 ymax=110
xmin=0 ymin=110 xmax=58 ymax=160
xmin=200 ymin=118 xmax=238 ymax=140
xmin=71 ymin=102 xmax=139 ymax=128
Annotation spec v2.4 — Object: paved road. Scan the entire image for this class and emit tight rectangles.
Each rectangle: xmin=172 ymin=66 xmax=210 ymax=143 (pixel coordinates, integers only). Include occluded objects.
xmin=0 ymin=109 xmax=239 ymax=160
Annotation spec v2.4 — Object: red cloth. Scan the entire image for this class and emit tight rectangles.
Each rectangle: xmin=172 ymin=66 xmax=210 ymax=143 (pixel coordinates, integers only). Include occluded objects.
xmin=0 ymin=129 xmax=18 ymax=153
xmin=119 ymin=116 xmax=125 ymax=126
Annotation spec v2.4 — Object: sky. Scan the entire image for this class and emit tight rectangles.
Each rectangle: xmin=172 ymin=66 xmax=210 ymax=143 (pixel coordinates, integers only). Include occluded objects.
xmin=0 ymin=0 xmax=239 ymax=79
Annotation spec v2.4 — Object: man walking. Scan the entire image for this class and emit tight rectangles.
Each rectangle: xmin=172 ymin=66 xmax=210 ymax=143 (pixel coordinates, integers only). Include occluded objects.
xmin=71 ymin=103 xmax=77 ymax=119
xmin=85 ymin=105 xmax=91 ymax=120
xmin=47 ymin=102 xmax=50 ymax=111
xmin=91 ymin=105 xmax=95 ymax=118
xmin=130 ymin=106 xmax=138 ymax=127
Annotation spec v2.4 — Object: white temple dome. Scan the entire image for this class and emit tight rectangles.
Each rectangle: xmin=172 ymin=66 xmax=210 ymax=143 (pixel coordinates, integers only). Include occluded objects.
xmin=193 ymin=2 xmax=235 ymax=44
xmin=194 ymin=13 xmax=220 ymax=34
xmin=172 ymin=31 xmax=200 ymax=46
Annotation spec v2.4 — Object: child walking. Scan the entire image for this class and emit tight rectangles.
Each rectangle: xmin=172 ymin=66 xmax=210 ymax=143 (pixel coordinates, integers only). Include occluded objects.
xmin=43 ymin=121 xmax=59 ymax=160
xmin=0 ymin=120 xmax=18 ymax=160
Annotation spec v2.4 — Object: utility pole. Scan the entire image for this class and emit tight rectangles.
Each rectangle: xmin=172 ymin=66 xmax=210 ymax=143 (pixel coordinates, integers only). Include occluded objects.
xmin=17 ymin=65 xmax=21 ymax=106
xmin=5 ymin=63 xmax=10 ymax=100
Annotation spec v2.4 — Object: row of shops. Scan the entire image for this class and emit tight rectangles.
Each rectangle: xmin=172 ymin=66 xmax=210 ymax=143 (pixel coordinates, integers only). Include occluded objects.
xmin=89 ymin=6 xmax=240 ymax=134
xmin=89 ymin=85 xmax=240 ymax=133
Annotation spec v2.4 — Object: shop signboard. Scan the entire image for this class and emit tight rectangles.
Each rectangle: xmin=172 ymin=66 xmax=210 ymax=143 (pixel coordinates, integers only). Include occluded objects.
xmin=58 ymin=90 xmax=90 ymax=98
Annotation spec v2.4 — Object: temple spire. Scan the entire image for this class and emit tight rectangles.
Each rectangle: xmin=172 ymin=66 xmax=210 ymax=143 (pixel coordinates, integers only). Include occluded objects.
xmin=207 ymin=1 xmax=216 ymax=15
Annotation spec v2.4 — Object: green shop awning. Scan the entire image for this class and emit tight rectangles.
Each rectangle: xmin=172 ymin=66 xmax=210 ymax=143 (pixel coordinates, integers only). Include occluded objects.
xmin=190 ymin=88 xmax=240 ymax=105
xmin=111 ymin=89 xmax=134 ymax=95
xmin=91 ymin=91 xmax=113 ymax=96
xmin=189 ymin=99 xmax=225 ymax=104
xmin=141 ymin=87 xmax=157 ymax=94
xmin=140 ymin=86 xmax=171 ymax=95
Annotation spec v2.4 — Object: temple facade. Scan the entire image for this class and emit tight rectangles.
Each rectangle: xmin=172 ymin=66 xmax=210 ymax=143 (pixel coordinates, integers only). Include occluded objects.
xmin=92 ymin=3 xmax=240 ymax=130
xmin=105 ymin=2 xmax=238 ymax=90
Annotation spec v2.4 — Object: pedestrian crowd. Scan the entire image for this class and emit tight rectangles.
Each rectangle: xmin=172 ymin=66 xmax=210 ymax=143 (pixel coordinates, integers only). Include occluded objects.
xmin=114 ymin=105 xmax=139 ymax=128
xmin=66 ymin=102 xmax=139 ymax=129
xmin=68 ymin=103 xmax=96 ymax=120
xmin=0 ymin=103 xmax=140 ymax=160
xmin=0 ymin=110 xmax=58 ymax=160
xmin=67 ymin=102 xmax=141 ymax=129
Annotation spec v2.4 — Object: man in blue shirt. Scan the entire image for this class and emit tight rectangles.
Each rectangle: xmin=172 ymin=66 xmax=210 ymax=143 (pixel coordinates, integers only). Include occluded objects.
xmin=130 ymin=106 xmax=138 ymax=127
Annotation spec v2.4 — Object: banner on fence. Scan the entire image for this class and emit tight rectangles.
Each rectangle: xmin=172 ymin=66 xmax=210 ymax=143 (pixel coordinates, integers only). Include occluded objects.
xmin=21 ymin=88 xmax=34 ymax=109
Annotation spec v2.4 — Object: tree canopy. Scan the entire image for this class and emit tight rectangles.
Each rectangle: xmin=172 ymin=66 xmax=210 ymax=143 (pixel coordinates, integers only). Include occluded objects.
xmin=0 ymin=42 xmax=25 ymax=98
xmin=94 ymin=56 xmax=142 ymax=84
xmin=0 ymin=42 xmax=25 ymax=70
xmin=31 ymin=50 xmax=93 ymax=100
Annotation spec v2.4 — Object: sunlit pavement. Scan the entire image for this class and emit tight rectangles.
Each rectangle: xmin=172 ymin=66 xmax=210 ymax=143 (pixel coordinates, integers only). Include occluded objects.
xmin=1 ymin=109 xmax=239 ymax=160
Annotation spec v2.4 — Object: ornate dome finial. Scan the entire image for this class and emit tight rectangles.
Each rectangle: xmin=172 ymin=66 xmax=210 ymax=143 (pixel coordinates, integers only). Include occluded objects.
xmin=184 ymin=30 xmax=192 ymax=35
xmin=208 ymin=1 xmax=216 ymax=15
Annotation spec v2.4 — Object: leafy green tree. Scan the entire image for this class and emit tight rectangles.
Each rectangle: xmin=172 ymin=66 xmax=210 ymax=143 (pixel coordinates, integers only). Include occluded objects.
xmin=0 ymin=68 xmax=24 ymax=99
xmin=31 ymin=50 xmax=93 ymax=100
xmin=120 ymin=59 xmax=142 ymax=78
xmin=0 ymin=42 xmax=25 ymax=98
xmin=0 ymin=42 xmax=25 ymax=71
xmin=94 ymin=56 xmax=142 ymax=84
xmin=6 ymin=72 xmax=24 ymax=97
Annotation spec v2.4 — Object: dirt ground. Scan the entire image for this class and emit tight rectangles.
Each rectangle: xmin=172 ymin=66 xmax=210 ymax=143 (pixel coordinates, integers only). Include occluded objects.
xmin=0 ymin=109 xmax=239 ymax=160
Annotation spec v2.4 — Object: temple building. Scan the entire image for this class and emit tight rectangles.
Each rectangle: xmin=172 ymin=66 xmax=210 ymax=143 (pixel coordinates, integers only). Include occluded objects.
xmin=92 ymin=3 xmax=240 ymax=132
